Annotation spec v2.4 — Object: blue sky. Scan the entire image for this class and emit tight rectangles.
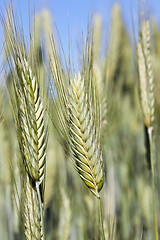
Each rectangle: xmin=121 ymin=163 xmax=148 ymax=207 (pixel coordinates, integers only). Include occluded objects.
xmin=0 ymin=0 xmax=160 ymax=62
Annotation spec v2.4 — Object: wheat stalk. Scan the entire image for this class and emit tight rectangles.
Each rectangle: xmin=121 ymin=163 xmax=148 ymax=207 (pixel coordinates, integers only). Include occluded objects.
xmin=22 ymin=174 xmax=42 ymax=240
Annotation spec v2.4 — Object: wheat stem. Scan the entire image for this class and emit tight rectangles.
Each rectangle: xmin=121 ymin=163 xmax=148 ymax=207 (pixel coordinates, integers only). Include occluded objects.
xmin=148 ymin=127 xmax=159 ymax=240
xmin=99 ymin=198 xmax=106 ymax=240
xmin=36 ymin=182 xmax=45 ymax=240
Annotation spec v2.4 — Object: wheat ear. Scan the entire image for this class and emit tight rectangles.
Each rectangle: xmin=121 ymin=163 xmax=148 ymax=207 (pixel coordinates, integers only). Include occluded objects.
xmin=69 ymin=73 xmax=104 ymax=198
xmin=49 ymin=24 xmax=105 ymax=238
xmin=16 ymin=56 xmax=47 ymax=185
xmin=137 ymin=20 xmax=154 ymax=128
xmin=14 ymin=55 xmax=47 ymax=240
xmin=2 ymin=6 xmax=48 ymax=239
xmin=49 ymin=38 xmax=104 ymax=198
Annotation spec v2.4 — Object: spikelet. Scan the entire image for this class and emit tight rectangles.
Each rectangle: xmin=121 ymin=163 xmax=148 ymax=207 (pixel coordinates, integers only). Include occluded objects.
xmin=68 ymin=73 xmax=104 ymax=198
xmin=137 ymin=20 xmax=154 ymax=128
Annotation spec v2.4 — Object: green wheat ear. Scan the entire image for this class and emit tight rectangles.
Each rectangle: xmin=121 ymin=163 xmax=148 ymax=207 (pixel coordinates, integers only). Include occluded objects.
xmin=137 ymin=20 xmax=154 ymax=128
xmin=2 ymin=4 xmax=48 ymax=239
xmin=15 ymin=55 xmax=47 ymax=185
xmin=13 ymin=55 xmax=47 ymax=239
xmin=2 ymin=4 xmax=48 ymax=186
xmin=49 ymin=30 xmax=105 ymax=198
xmin=68 ymin=73 xmax=104 ymax=198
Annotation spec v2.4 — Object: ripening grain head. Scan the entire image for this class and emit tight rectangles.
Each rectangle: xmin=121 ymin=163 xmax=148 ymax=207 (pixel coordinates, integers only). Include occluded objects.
xmin=137 ymin=20 xmax=154 ymax=128
xmin=68 ymin=73 xmax=104 ymax=198
xmin=2 ymin=5 xmax=48 ymax=239
xmin=49 ymin=29 xmax=105 ymax=198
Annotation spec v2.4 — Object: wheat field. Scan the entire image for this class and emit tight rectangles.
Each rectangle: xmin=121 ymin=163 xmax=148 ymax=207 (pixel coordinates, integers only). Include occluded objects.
xmin=0 ymin=1 xmax=160 ymax=240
